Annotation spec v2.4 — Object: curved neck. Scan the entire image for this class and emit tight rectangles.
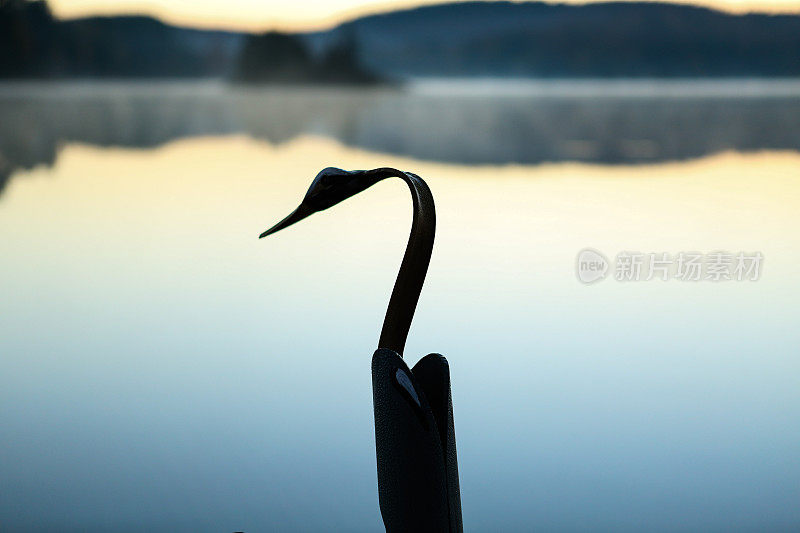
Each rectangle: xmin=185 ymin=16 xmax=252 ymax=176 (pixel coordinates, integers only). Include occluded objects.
xmin=374 ymin=169 xmax=436 ymax=356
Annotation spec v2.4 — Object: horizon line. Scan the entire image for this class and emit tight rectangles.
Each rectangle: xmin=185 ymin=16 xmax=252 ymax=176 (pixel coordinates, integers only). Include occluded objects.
xmin=47 ymin=0 xmax=800 ymax=33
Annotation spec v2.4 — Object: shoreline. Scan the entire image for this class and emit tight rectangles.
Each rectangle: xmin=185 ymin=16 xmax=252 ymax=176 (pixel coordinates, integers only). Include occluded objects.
xmin=2 ymin=78 xmax=800 ymax=98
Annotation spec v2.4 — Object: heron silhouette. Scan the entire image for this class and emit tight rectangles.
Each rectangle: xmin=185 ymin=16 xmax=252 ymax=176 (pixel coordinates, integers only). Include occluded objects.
xmin=260 ymin=167 xmax=462 ymax=532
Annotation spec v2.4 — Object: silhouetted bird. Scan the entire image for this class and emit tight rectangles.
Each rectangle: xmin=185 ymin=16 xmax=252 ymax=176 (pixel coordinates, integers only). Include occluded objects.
xmin=260 ymin=167 xmax=462 ymax=532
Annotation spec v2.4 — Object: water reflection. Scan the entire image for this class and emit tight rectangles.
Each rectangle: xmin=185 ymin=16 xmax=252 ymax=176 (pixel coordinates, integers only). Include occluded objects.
xmin=2 ymin=81 xmax=800 ymax=196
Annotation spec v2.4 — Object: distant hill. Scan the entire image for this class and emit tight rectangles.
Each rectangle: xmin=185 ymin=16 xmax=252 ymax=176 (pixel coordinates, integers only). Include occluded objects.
xmin=312 ymin=1 xmax=800 ymax=77
xmin=0 ymin=0 xmax=241 ymax=78
xmin=3 ymin=0 xmax=800 ymax=79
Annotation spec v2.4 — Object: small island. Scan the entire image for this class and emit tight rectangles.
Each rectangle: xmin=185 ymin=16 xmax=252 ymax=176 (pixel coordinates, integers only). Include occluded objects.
xmin=234 ymin=31 xmax=383 ymax=85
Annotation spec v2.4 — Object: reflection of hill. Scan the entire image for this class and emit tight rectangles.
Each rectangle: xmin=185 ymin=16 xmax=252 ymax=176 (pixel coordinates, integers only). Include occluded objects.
xmin=2 ymin=83 xmax=800 ymax=195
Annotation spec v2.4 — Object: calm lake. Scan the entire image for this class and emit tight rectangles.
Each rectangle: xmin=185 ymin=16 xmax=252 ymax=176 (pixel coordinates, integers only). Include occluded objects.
xmin=1 ymin=81 xmax=799 ymax=531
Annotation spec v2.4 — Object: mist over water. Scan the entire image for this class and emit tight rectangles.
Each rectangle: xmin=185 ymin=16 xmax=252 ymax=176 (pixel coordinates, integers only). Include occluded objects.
xmin=1 ymin=82 xmax=799 ymax=531
xmin=3 ymin=80 xmax=800 ymax=196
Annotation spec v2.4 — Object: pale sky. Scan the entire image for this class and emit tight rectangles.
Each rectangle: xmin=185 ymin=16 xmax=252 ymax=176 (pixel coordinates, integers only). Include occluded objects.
xmin=47 ymin=0 xmax=800 ymax=32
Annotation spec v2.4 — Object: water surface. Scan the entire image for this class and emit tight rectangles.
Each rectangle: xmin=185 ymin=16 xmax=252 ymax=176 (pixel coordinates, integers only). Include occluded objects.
xmin=1 ymin=83 xmax=799 ymax=531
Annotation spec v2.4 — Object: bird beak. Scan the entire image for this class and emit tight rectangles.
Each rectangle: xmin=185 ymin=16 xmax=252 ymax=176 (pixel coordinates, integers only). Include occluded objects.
xmin=259 ymin=204 xmax=314 ymax=238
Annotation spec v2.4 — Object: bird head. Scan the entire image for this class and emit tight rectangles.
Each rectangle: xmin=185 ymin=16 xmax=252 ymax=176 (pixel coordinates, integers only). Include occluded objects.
xmin=259 ymin=167 xmax=384 ymax=238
